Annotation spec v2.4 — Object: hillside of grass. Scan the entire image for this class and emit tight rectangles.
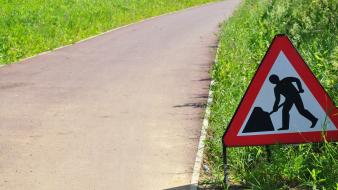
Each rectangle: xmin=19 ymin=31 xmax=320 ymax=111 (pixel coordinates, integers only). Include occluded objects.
xmin=202 ymin=0 xmax=337 ymax=189
xmin=0 ymin=0 xmax=217 ymax=64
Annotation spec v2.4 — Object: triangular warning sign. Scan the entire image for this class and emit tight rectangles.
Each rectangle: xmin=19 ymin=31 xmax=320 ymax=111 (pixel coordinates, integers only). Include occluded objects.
xmin=223 ymin=35 xmax=338 ymax=147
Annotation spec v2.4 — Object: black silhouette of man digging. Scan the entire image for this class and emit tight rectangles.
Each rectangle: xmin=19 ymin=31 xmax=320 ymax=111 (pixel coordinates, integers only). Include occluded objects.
xmin=269 ymin=74 xmax=318 ymax=130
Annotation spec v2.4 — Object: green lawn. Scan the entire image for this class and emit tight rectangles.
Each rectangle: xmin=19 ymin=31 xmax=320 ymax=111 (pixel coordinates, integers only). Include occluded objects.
xmin=0 ymin=0 xmax=217 ymax=64
xmin=202 ymin=0 xmax=337 ymax=189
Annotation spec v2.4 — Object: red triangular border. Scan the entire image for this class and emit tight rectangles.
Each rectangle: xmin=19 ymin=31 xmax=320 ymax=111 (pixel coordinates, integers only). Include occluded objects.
xmin=223 ymin=35 xmax=338 ymax=147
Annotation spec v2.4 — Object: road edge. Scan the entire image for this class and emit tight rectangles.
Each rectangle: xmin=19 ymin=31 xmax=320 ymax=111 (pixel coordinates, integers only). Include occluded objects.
xmin=190 ymin=42 xmax=221 ymax=190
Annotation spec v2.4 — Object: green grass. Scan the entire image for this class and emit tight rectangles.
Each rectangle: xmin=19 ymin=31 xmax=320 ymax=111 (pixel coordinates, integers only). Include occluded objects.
xmin=202 ymin=0 xmax=338 ymax=189
xmin=0 ymin=0 xmax=218 ymax=64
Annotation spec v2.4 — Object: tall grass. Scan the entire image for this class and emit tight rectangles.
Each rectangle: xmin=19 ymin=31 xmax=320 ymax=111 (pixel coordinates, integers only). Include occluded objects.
xmin=0 ymin=0 xmax=217 ymax=64
xmin=202 ymin=0 xmax=338 ymax=189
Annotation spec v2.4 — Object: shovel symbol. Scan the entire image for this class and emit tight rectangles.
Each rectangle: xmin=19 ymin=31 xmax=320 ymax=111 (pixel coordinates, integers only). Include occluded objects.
xmin=242 ymin=103 xmax=284 ymax=133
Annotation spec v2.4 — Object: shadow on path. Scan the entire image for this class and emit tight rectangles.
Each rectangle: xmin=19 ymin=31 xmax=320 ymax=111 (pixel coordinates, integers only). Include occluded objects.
xmin=164 ymin=184 xmax=192 ymax=190
xmin=173 ymin=102 xmax=206 ymax=109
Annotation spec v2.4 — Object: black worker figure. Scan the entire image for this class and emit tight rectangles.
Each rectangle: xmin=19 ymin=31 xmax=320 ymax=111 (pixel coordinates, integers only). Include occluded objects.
xmin=269 ymin=74 xmax=318 ymax=130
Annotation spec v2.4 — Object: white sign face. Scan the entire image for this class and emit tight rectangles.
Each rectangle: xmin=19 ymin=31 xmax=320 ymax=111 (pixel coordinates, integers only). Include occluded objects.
xmin=238 ymin=52 xmax=335 ymax=136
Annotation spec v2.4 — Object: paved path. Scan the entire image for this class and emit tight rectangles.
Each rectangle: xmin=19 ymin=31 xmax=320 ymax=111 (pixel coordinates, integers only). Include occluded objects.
xmin=0 ymin=1 xmax=240 ymax=189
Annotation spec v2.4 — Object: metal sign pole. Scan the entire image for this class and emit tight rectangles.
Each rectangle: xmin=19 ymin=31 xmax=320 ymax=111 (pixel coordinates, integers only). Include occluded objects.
xmin=265 ymin=146 xmax=272 ymax=162
xmin=223 ymin=145 xmax=228 ymax=187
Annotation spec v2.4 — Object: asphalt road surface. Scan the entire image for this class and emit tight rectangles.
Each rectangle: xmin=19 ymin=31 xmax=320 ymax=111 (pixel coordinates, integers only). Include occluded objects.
xmin=0 ymin=1 xmax=240 ymax=189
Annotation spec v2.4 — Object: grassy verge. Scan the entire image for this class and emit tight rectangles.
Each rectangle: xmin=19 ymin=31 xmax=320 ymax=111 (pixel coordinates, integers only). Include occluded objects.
xmin=202 ymin=0 xmax=337 ymax=189
xmin=0 ymin=0 xmax=218 ymax=64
